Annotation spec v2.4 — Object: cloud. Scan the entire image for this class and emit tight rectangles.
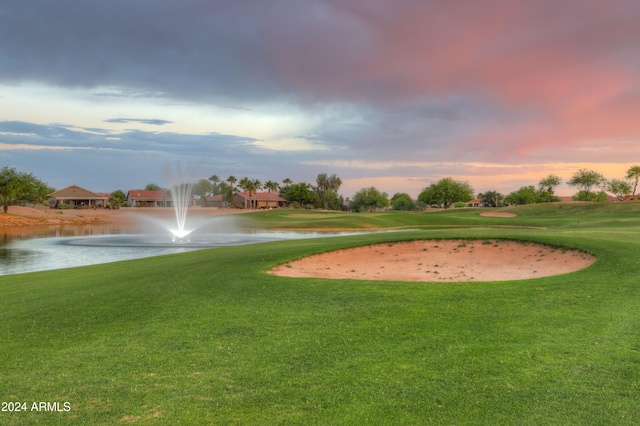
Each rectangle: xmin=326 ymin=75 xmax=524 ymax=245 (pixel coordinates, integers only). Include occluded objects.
xmin=0 ymin=121 xmax=257 ymax=155
xmin=1 ymin=1 xmax=639 ymax=197
xmin=104 ymin=118 xmax=173 ymax=126
xmin=93 ymin=89 xmax=168 ymax=99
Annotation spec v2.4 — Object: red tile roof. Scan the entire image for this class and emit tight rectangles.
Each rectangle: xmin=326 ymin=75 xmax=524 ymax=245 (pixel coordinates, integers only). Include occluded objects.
xmin=127 ymin=190 xmax=169 ymax=200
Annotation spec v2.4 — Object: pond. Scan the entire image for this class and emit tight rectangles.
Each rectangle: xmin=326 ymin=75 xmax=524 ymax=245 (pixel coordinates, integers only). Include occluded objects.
xmin=0 ymin=224 xmax=361 ymax=276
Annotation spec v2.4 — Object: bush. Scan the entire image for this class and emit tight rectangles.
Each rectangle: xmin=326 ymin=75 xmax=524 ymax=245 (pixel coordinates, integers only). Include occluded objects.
xmin=57 ymin=203 xmax=74 ymax=209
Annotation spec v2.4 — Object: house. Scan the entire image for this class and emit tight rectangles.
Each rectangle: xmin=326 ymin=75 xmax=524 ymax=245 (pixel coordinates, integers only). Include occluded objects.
xmin=467 ymin=199 xmax=484 ymax=207
xmin=205 ymin=194 xmax=229 ymax=208
xmin=232 ymin=191 xmax=288 ymax=209
xmin=126 ymin=190 xmax=171 ymax=207
xmin=126 ymin=189 xmax=196 ymax=207
xmin=47 ymin=185 xmax=110 ymax=208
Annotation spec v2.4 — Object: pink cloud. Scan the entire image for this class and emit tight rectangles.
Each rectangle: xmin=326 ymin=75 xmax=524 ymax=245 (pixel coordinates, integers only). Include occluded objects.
xmin=266 ymin=1 xmax=640 ymax=163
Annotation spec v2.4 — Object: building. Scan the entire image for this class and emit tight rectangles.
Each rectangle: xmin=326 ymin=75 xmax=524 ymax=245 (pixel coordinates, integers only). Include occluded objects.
xmin=125 ymin=190 xmax=197 ymax=207
xmin=204 ymin=194 xmax=229 ymax=208
xmin=232 ymin=191 xmax=287 ymax=209
xmin=47 ymin=185 xmax=110 ymax=208
xmin=126 ymin=190 xmax=171 ymax=207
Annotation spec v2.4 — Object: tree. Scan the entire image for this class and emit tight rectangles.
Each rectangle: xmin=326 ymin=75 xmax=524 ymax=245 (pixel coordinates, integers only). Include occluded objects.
xmin=351 ymin=187 xmax=389 ymax=212
xmin=626 ymin=165 xmax=640 ymax=199
xmin=217 ymin=182 xmax=233 ymax=204
xmin=280 ymin=178 xmax=293 ymax=198
xmin=252 ymin=179 xmax=262 ymax=193
xmin=606 ymin=179 xmax=632 ymax=201
xmin=193 ymin=179 xmax=214 ymax=205
xmin=264 ymin=180 xmax=279 ymax=193
xmin=572 ymin=190 xmax=608 ymax=202
xmin=538 ymin=174 xmax=563 ymax=202
xmin=238 ymin=177 xmax=251 ymax=209
xmin=567 ymin=169 xmax=606 ymax=201
xmin=390 ymin=193 xmax=416 ymax=211
xmin=315 ymin=173 xmax=342 ymax=209
xmin=227 ymin=175 xmax=237 ymax=194
xmin=282 ymin=182 xmax=315 ymax=207
xmin=504 ymin=185 xmax=556 ymax=206
xmin=0 ymin=166 xmax=53 ymax=213
xmin=109 ymin=189 xmax=126 ymax=208
xmin=209 ymin=174 xmax=221 ymax=195
xmin=477 ymin=190 xmax=503 ymax=207
xmin=145 ymin=183 xmax=163 ymax=191
xmin=417 ymin=177 xmax=474 ymax=209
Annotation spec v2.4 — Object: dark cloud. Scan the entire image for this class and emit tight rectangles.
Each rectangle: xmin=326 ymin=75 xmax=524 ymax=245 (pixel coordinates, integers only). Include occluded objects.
xmin=2 ymin=1 xmax=639 ymax=196
xmin=0 ymin=120 xmax=305 ymax=191
xmin=2 ymin=0 xmax=639 ymax=109
xmin=0 ymin=121 xmax=256 ymax=153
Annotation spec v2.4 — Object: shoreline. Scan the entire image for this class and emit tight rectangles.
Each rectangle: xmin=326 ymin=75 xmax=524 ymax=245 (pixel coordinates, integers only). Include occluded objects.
xmin=0 ymin=205 xmax=254 ymax=227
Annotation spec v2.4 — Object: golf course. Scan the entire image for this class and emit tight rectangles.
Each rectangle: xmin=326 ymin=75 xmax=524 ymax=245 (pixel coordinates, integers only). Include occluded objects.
xmin=1 ymin=202 xmax=640 ymax=425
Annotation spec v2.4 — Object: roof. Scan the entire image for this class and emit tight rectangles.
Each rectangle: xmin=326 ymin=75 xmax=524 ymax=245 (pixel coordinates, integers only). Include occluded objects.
xmin=48 ymin=185 xmax=105 ymax=199
xmin=206 ymin=194 xmax=225 ymax=201
xmin=127 ymin=190 xmax=169 ymax=200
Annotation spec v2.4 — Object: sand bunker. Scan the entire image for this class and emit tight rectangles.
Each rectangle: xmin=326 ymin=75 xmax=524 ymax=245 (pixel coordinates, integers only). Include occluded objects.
xmin=268 ymin=239 xmax=595 ymax=282
xmin=480 ymin=212 xmax=517 ymax=217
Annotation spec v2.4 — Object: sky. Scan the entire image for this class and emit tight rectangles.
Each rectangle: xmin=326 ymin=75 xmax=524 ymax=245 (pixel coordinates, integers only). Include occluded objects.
xmin=1 ymin=0 xmax=639 ymax=198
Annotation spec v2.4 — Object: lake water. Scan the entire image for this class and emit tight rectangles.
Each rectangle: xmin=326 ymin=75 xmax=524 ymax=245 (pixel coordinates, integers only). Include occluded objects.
xmin=0 ymin=224 xmax=361 ymax=276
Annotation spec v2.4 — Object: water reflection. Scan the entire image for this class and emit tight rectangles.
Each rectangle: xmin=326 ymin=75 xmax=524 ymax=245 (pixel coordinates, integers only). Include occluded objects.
xmin=0 ymin=224 xmax=139 ymax=276
xmin=2 ymin=224 xmax=138 ymax=242
xmin=0 ymin=224 xmax=365 ymax=276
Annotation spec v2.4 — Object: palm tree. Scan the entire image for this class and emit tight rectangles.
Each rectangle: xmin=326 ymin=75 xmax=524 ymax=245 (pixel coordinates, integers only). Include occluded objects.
xmin=249 ymin=180 xmax=262 ymax=209
xmin=282 ymin=178 xmax=292 ymax=188
xmin=252 ymin=179 xmax=262 ymax=194
xmin=238 ymin=177 xmax=250 ymax=209
xmin=227 ymin=175 xmax=237 ymax=192
xmin=209 ymin=174 xmax=220 ymax=194
xmin=627 ymin=165 xmax=640 ymax=199
xmin=264 ymin=180 xmax=279 ymax=193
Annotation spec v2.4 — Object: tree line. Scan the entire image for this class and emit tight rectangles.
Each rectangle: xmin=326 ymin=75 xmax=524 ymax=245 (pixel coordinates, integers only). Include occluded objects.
xmin=133 ymin=172 xmax=345 ymax=210
xmin=2 ymin=164 xmax=639 ymax=213
xmin=373 ymin=166 xmax=640 ymax=212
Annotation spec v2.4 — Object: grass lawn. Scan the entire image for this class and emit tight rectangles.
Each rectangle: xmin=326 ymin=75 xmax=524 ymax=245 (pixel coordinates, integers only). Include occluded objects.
xmin=1 ymin=203 xmax=640 ymax=424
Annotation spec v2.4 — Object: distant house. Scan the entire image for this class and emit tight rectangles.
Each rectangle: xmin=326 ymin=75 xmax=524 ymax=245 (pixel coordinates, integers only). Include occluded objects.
xmin=125 ymin=190 xmax=197 ymax=207
xmin=232 ymin=191 xmax=287 ymax=209
xmin=467 ymin=199 xmax=483 ymax=207
xmin=47 ymin=185 xmax=110 ymax=208
xmin=205 ymin=194 xmax=229 ymax=208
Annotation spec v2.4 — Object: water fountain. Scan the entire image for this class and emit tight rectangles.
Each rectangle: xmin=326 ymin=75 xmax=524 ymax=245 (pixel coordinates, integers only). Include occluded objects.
xmin=0 ymin=163 xmax=372 ymax=275
xmin=163 ymin=162 xmax=195 ymax=240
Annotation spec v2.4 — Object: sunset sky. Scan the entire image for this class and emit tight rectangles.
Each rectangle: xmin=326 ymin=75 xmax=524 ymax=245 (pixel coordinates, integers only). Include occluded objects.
xmin=1 ymin=0 xmax=638 ymax=198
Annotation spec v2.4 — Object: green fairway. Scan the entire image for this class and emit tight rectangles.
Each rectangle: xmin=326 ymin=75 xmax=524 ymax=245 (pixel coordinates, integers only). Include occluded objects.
xmin=1 ymin=203 xmax=640 ymax=424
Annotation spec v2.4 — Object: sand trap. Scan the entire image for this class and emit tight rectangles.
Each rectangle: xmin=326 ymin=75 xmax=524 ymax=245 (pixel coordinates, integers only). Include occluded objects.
xmin=480 ymin=212 xmax=517 ymax=217
xmin=268 ymin=239 xmax=595 ymax=282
